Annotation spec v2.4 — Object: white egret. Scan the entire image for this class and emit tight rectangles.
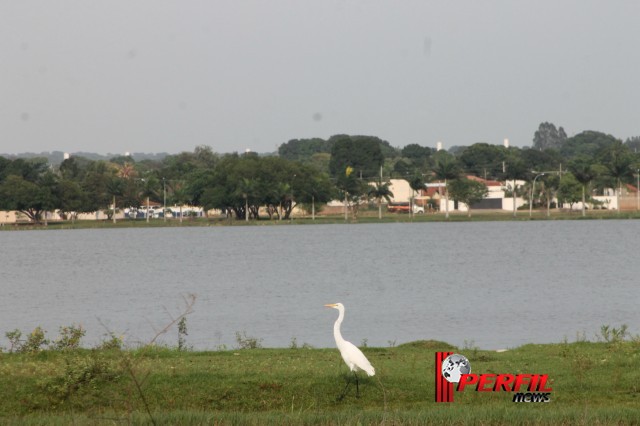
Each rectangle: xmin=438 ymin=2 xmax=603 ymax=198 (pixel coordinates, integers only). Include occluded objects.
xmin=325 ymin=302 xmax=375 ymax=399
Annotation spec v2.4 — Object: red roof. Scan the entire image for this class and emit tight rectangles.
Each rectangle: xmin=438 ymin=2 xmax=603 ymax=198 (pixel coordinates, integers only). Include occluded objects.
xmin=466 ymin=175 xmax=502 ymax=186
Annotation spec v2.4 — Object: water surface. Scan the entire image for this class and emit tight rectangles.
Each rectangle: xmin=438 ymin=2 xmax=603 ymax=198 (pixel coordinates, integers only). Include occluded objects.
xmin=1 ymin=221 xmax=637 ymax=350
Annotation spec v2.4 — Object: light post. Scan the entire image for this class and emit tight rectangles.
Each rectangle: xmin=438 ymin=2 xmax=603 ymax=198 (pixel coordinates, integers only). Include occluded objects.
xmin=529 ymin=173 xmax=545 ymax=217
xmin=163 ymin=177 xmax=167 ymax=222
xmin=139 ymin=178 xmax=150 ymax=223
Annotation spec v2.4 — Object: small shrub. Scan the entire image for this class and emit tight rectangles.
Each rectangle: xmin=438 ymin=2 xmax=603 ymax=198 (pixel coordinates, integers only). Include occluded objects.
xmin=289 ymin=337 xmax=314 ymax=349
xmin=575 ymin=330 xmax=588 ymax=343
xmin=5 ymin=329 xmax=22 ymax=353
xmin=177 ymin=317 xmax=189 ymax=351
xmin=598 ymin=324 xmax=629 ymax=344
xmin=235 ymin=331 xmax=262 ymax=349
xmin=97 ymin=332 xmax=124 ymax=350
xmin=52 ymin=324 xmax=86 ymax=350
xmin=40 ymin=352 xmax=120 ymax=403
xmin=20 ymin=327 xmax=49 ymax=353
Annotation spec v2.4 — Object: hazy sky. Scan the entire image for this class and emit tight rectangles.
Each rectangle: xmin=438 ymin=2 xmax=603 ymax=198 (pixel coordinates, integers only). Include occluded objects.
xmin=2 ymin=1 xmax=639 ymax=155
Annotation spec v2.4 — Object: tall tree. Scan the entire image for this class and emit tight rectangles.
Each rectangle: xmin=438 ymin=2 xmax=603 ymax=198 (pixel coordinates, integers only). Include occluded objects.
xmin=457 ymin=143 xmax=506 ymax=179
xmin=0 ymin=175 xmax=53 ymax=223
xmin=560 ymin=131 xmax=618 ymax=160
xmin=501 ymin=151 xmax=529 ymax=217
xmin=600 ymin=140 xmax=634 ymax=213
xmin=368 ymin=180 xmax=394 ymax=219
xmin=447 ymin=178 xmax=488 ymax=218
xmin=432 ymin=152 xmax=461 ymax=219
xmin=568 ymin=158 xmax=598 ymax=217
xmin=328 ymin=135 xmax=384 ymax=179
xmin=557 ymin=173 xmax=583 ymax=212
xmin=533 ymin=122 xmax=567 ymax=151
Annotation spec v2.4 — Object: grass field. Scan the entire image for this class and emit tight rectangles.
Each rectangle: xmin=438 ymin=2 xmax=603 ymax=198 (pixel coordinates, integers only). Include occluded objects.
xmin=1 ymin=336 xmax=639 ymax=425
xmin=3 ymin=207 xmax=640 ymax=232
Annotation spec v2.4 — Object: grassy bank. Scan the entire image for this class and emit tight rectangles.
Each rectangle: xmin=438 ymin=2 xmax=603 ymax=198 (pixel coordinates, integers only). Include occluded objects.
xmin=1 ymin=338 xmax=639 ymax=425
xmin=3 ymin=208 xmax=640 ymax=231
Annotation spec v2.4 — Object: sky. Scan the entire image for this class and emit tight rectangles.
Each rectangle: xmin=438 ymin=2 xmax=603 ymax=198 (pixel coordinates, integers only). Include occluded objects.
xmin=1 ymin=1 xmax=639 ymax=155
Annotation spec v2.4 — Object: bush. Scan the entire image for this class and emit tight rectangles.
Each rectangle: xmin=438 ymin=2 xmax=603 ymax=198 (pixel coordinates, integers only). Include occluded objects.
xmin=52 ymin=324 xmax=86 ymax=350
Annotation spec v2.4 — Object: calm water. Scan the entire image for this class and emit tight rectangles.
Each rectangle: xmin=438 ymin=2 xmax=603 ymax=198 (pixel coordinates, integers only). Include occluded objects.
xmin=1 ymin=221 xmax=638 ymax=350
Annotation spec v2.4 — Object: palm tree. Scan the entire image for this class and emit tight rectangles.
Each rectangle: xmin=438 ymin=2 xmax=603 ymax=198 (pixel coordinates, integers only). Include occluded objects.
xmin=604 ymin=142 xmax=633 ymax=213
xmin=569 ymin=158 xmax=598 ymax=217
xmin=432 ymin=154 xmax=460 ymax=219
xmin=106 ymin=177 xmax=124 ymax=224
xmin=407 ymin=173 xmax=425 ymax=219
xmin=539 ymin=174 xmax=560 ymax=217
xmin=368 ymin=180 xmax=394 ymax=219
xmin=237 ymin=178 xmax=258 ymax=221
xmin=139 ymin=177 xmax=160 ymax=223
xmin=502 ymin=156 xmax=529 ymax=217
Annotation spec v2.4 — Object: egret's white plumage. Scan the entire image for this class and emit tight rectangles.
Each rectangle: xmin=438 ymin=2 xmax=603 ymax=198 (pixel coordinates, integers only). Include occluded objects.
xmin=325 ymin=303 xmax=375 ymax=376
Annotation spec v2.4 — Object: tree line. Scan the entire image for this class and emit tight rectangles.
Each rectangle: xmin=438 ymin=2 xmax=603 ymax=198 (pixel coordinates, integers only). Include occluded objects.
xmin=1 ymin=124 xmax=639 ymax=223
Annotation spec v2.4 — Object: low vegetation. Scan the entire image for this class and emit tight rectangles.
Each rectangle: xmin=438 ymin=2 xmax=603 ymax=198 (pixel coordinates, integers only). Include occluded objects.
xmin=1 ymin=323 xmax=638 ymax=425
xmin=3 ymin=207 xmax=640 ymax=233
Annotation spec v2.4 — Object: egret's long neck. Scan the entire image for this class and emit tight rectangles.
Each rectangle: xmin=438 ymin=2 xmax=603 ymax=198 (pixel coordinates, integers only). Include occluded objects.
xmin=333 ymin=308 xmax=345 ymax=344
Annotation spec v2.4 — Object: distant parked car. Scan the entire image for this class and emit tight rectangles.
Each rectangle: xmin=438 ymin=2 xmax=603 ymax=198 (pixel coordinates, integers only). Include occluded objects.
xmin=387 ymin=202 xmax=424 ymax=214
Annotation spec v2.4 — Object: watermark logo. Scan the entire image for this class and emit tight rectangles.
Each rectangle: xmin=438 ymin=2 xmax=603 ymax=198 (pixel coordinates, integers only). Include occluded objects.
xmin=435 ymin=351 xmax=552 ymax=403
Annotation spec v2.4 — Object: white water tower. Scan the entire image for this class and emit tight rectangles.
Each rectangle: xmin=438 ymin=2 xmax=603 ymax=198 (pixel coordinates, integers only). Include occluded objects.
xmin=503 ymin=138 xmax=510 ymax=148
xmin=436 ymin=141 xmax=443 ymax=151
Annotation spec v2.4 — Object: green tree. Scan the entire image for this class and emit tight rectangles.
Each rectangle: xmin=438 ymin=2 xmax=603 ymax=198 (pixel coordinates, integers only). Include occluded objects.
xmin=0 ymin=159 xmax=56 ymax=224
xmin=407 ymin=173 xmax=425 ymax=218
xmin=56 ymin=178 xmax=88 ymax=222
xmin=278 ymin=138 xmax=331 ymax=162
xmin=291 ymin=167 xmax=335 ymax=219
xmin=447 ymin=178 xmax=488 ymax=218
xmin=557 ymin=173 xmax=583 ymax=212
xmin=501 ymin=150 xmax=529 ymax=217
xmin=105 ymin=176 xmax=125 ymax=223
xmin=139 ymin=176 xmax=161 ymax=222
xmin=533 ymin=122 xmax=567 ymax=151
xmin=539 ymin=173 xmax=561 ymax=217
xmin=624 ymin=136 xmax=640 ymax=154
xmin=600 ymin=140 xmax=634 ymax=213
xmin=457 ymin=143 xmax=506 ymax=179
xmin=368 ymin=180 xmax=394 ymax=219
xmin=560 ymin=131 xmax=618 ymax=160
xmin=82 ymin=161 xmax=113 ymax=216
xmin=328 ymin=135 xmax=384 ymax=179
xmin=432 ymin=152 xmax=461 ymax=219
xmin=0 ymin=175 xmax=52 ymax=223
xmin=401 ymin=144 xmax=433 ymax=171
xmin=568 ymin=158 xmax=598 ymax=216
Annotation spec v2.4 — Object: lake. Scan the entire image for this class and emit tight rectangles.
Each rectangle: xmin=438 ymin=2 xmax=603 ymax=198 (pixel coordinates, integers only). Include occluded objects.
xmin=1 ymin=220 xmax=638 ymax=350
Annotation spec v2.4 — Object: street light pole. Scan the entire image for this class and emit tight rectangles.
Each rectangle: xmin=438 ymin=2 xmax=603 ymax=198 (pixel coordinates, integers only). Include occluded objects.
xmin=163 ymin=177 xmax=167 ymax=223
xmin=529 ymin=173 xmax=544 ymax=217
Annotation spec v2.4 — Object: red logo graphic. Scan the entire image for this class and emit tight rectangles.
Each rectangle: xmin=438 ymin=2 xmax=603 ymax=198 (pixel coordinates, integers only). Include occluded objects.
xmin=435 ymin=351 xmax=553 ymax=403
xmin=435 ymin=351 xmax=454 ymax=402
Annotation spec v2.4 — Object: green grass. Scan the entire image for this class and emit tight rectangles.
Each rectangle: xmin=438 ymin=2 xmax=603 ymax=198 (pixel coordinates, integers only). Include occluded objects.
xmin=3 ymin=208 xmax=640 ymax=231
xmin=1 ymin=339 xmax=639 ymax=424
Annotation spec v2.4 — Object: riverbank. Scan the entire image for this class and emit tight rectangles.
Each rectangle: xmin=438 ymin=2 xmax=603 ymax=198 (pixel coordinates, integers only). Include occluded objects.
xmin=1 ymin=337 xmax=638 ymax=425
xmin=2 ymin=208 xmax=640 ymax=231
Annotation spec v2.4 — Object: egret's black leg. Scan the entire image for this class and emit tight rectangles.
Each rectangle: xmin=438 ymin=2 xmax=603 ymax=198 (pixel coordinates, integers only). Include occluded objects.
xmin=354 ymin=372 xmax=360 ymax=398
xmin=337 ymin=375 xmax=351 ymax=401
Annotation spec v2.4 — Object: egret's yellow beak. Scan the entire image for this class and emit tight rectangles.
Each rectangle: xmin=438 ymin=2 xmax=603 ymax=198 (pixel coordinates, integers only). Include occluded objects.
xmin=324 ymin=303 xmax=337 ymax=308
